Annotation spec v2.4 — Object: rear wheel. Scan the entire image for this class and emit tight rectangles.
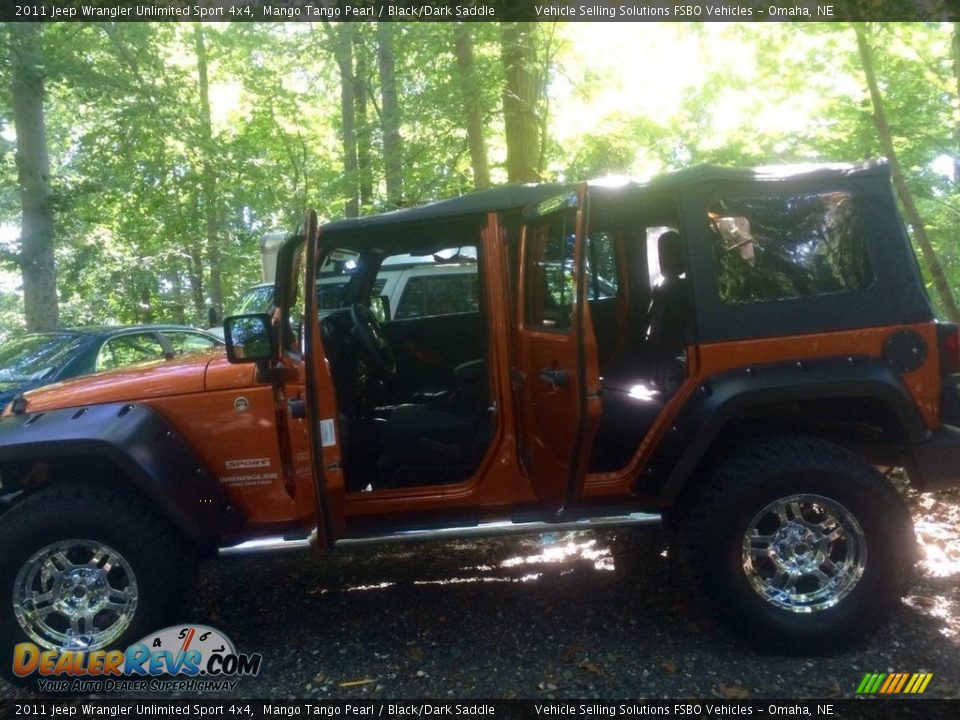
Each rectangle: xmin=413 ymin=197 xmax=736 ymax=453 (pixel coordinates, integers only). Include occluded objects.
xmin=0 ymin=483 xmax=192 ymax=659
xmin=685 ymin=434 xmax=915 ymax=651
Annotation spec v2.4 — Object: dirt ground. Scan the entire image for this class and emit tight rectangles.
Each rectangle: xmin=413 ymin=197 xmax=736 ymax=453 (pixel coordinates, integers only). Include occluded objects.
xmin=1 ymin=488 xmax=957 ymax=701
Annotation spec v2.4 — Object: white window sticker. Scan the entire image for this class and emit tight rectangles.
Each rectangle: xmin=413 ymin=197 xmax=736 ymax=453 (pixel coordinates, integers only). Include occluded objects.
xmin=320 ymin=418 xmax=337 ymax=447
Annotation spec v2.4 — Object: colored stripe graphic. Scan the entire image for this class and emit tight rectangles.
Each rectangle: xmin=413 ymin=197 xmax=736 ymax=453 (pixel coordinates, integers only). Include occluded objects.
xmin=857 ymin=672 xmax=932 ymax=694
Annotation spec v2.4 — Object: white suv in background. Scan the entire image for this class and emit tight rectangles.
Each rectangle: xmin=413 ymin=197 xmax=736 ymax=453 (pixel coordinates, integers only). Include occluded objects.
xmin=212 ymin=254 xmax=478 ymax=338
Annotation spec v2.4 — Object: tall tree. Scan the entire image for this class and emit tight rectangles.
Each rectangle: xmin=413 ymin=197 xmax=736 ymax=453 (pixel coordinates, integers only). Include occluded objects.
xmin=8 ymin=23 xmax=58 ymax=331
xmin=377 ymin=22 xmax=404 ymax=208
xmin=354 ymin=27 xmax=374 ymax=209
xmin=952 ymin=23 xmax=960 ymax=180
xmin=501 ymin=22 xmax=541 ymax=183
xmin=453 ymin=24 xmax=491 ymax=190
xmin=325 ymin=22 xmax=359 ymax=218
xmin=193 ymin=22 xmax=224 ymax=316
xmin=855 ymin=23 xmax=960 ymax=323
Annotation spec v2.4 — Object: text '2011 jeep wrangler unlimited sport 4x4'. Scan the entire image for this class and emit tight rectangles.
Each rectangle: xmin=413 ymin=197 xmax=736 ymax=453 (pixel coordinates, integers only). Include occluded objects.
xmin=1 ymin=161 xmax=959 ymax=658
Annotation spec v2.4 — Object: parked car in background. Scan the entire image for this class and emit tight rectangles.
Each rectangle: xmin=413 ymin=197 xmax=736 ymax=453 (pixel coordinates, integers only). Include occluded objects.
xmin=0 ymin=325 xmax=223 ymax=408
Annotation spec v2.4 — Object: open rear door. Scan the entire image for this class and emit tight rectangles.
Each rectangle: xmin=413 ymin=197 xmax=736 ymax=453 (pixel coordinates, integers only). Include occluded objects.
xmin=514 ymin=187 xmax=601 ymax=512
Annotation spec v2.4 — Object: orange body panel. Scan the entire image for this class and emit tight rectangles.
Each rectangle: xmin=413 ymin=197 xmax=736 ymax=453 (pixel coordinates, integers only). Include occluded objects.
xmin=582 ymin=321 xmax=942 ymax=500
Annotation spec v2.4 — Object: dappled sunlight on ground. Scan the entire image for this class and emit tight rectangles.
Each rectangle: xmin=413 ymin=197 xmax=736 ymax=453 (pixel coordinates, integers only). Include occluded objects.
xmin=903 ymin=490 xmax=960 ymax=643
xmin=500 ymin=537 xmax=616 ymax=573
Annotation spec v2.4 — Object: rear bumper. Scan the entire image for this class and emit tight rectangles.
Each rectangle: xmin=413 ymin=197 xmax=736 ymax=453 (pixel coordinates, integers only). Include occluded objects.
xmin=903 ymin=424 xmax=960 ymax=492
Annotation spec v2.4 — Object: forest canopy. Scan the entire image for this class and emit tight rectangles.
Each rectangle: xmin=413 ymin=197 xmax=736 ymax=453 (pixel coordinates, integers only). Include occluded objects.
xmin=2 ymin=21 xmax=960 ymax=339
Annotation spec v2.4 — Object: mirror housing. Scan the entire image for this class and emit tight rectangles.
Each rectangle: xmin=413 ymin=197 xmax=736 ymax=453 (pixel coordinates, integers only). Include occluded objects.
xmin=224 ymin=313 xmax=274 ymax=364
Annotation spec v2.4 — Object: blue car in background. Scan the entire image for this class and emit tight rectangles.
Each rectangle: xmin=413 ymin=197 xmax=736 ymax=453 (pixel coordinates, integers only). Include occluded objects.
xmin=0 ymin=325 xmax=223 ymax=408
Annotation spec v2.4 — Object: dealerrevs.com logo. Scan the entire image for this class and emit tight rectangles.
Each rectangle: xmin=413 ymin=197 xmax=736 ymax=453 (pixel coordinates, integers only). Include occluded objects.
xmin=13 ymin=624 xmax=262 ymax=693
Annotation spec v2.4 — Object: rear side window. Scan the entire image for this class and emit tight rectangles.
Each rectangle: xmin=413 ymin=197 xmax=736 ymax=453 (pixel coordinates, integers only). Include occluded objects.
xmin=524 ymin=213 xmax=576 ymax=332
xmin=585 ymin=231 xmax=618 ymax=300
xmin=709 ymin=191 xmax=872 ymax=304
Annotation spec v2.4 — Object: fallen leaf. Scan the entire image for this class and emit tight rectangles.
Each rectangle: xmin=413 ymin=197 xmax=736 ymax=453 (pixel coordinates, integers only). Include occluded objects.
xmin=718 ymin=683 xmax=749 ymax=699
xmin=559 ymin=644 xmax=582 ymax=663
xmin=661 ymin=660 xmax=679 ymax=674
xmin=312 ymin=673 xmax=326 ymax=683
xmin=339 ymin=678 xmax=376 ymax=688
xmin=578 ymin=660 xmax=601 ymax=675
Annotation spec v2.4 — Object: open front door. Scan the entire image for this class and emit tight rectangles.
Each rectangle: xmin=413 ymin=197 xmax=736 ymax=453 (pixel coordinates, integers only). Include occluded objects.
xmin=514 ymin=187 xmax=601 ymax=511
xmin=298 ymin=209 xmax=346 ymax=546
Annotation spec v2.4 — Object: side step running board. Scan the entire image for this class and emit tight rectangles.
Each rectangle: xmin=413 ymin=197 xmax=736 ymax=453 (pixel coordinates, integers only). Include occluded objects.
xmin=335 ymin=512 xmax=661 ymax=548
xmin=219 ymin=528 xmax=317 ymax=557
xmin=218 ymin=512 xmax=661 ymax=557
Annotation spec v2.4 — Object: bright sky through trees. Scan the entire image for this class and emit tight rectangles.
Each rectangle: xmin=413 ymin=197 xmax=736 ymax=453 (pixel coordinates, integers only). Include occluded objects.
xmin=1 ymin=21 xmax=959 ymax=335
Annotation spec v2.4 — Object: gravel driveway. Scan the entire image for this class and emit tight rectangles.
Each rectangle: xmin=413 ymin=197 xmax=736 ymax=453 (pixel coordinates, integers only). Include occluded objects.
xmin=1 ymin=489 xmax=957 ymax=701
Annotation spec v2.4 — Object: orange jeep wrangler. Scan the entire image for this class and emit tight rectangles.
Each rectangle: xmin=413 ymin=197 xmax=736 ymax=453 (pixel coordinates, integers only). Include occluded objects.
xmin=2 ymin=161 xmax=958 ymax=657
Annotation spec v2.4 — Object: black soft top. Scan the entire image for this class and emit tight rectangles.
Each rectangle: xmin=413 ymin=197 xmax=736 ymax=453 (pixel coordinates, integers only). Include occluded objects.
xmin=320 ymin=161 xmax=891 ymax=239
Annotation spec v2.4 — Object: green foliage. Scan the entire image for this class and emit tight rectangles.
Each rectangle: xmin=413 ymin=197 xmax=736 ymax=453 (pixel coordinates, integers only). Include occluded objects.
xmin=1 ymin=21 xmax=960 ymax=331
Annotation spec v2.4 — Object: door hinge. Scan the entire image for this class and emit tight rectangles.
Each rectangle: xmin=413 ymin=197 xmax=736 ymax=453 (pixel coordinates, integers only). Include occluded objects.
xmin=288 ymin=398 xmax=306 ymax=419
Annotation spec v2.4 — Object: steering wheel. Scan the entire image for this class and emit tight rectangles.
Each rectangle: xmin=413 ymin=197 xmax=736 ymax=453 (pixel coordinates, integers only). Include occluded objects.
xmin=349 ymin=302 xmax=397 ymax=377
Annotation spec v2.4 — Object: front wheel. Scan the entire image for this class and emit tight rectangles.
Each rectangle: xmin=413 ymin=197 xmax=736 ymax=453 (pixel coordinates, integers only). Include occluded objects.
xmin=0 ymin=483 xmax=192 ymax=659
xmin=685 ymin=435 xmax=915 ymax=652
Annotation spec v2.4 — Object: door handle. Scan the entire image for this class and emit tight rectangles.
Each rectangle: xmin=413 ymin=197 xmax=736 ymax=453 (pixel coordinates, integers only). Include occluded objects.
xmin=539 ymin=367 xmax=569 ymax=389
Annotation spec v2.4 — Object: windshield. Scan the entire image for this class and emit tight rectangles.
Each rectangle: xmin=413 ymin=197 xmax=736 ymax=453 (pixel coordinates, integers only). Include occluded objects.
xmin=0 ymin=334 xmax=83 ymax=386
xmin=232 ymin=285 xmax=275 ymax=315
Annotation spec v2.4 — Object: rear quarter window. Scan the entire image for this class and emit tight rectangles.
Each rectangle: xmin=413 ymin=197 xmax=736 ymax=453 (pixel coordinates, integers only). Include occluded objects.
xmin=709 ymin=191 xmax=873 ymax=304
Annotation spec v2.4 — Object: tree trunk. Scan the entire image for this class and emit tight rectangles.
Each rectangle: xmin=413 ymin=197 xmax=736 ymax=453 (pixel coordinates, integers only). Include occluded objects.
xmin=855 ymin=25 xmax=960 ymax=323
xmin=187 ymin=238 xmax=206 ymax=321
xmin=501 ymin=22 xmax=541 ymax=184
xmin=9 ymin=23 xmax=58 ymax=332
xmin=327 ymin=22 xmax=359 ymax=218
xmin=193 ymin=23 xmax=224 ymax=315
xmin=377 ymin=22 xmax=404 ymax=208
xmin=453 ymin=24 xmax=491 ymax=190
xmin=354 ymin=28 xmax=373 ymax=209
xmin=952 ymin=23 xmax=960 ymax=181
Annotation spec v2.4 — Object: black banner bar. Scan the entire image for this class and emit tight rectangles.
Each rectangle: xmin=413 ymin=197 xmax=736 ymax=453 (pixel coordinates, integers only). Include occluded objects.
xmin=0 ymin=699 xmax=959 ymax=720
xmin=0 ymin=1 xmax=957 ymax=24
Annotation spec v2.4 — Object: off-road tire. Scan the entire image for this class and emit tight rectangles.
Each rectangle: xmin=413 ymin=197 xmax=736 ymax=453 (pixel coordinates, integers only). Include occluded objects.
xmin=684 ymin=434 xmax=916 ymax=652
xmin=0 ymin=482 xmax=194 ymax=666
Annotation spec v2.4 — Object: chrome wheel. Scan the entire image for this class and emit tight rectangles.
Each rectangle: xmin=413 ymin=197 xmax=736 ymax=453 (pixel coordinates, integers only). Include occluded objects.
xmin=13 ymin=539 xmax=139 ymax=651
xmin=742 ymin=494 xmax=867 ymax=613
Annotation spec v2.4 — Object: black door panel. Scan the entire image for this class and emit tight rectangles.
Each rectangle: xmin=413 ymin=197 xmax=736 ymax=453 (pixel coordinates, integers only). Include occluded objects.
xmin=382 ymin=311 xmax=485 ymax=395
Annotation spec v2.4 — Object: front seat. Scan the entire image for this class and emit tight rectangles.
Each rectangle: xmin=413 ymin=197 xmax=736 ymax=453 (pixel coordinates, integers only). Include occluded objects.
xmin=379 ymin=359 xmax=491 ymax=485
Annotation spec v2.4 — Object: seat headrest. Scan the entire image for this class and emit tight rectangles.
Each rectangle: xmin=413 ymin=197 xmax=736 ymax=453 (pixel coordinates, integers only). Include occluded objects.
xmin=658 ymin=230 xmax=685 ymax=280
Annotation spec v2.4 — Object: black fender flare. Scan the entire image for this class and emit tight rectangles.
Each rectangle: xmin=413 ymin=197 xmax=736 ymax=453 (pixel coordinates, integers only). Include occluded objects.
xmin=0 ymin=402 xmax=225 ymax=541
xmin=648 ymin=355 xmax=929 ymax=502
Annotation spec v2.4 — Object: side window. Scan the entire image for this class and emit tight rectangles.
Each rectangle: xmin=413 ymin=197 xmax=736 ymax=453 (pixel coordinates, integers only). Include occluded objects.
xmin=709 ymin=191 xmax=872 ymax=304
xmin=96 ymin=333 xmax=166 ymax=372
xmin=585 ymin=231 xmax=618 ymax=300
xmin=525 ymin=211 xmax=576 ymax=332
xmin=163 ymin=331 xmax=218 ymax=356
xmin=395 ymin=274 xmax=479 ymax=320
xmin=378 ymin=246 xmax=479 ymax=321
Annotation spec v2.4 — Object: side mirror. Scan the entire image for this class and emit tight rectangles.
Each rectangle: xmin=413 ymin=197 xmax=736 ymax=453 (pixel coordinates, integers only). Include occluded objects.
xmin=370 ymin=294 xmax=390 ymax=323
xmin=224 ymin=313 xmax=274 ymax=364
